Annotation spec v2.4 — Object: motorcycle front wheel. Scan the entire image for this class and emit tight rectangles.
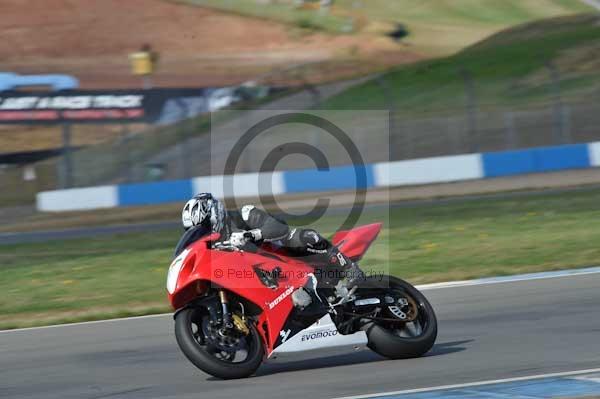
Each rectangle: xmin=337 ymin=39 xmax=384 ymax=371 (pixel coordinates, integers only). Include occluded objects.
xmin=363 ymin=276 xmax=437 ymax=359
xmin=174 ymin=306 xmax=264 ymax=379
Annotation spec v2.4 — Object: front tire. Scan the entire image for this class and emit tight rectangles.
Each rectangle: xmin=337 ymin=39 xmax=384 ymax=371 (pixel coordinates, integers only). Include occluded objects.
xmin=174 ymin=307 xmax=264 ymax=379
xmin=364 ymin=276 xmax=437 ymax=359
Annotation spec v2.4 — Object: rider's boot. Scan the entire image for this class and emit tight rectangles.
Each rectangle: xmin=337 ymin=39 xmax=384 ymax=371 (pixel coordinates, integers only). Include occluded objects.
xmin=327 ymin=247 xmax=366 ymax=301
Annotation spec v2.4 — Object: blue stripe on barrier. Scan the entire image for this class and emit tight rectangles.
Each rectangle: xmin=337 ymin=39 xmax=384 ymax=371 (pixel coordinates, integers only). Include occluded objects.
xmin=283 ymin=164 xmax=375 ymax=193
xmin=535 ymin=144 xmax=590 ymax=171
xmin=118 ymin=179 xmax=193 ymax=206
xmin=482 ymin=144 xmax=590 ymax=178
xmin=482 ymin=148 xmax=535 ymax=177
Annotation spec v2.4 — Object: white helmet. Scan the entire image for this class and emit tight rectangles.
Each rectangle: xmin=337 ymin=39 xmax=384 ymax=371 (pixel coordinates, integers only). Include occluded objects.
xmin=181 ymin=193 xmax=225 ymax=232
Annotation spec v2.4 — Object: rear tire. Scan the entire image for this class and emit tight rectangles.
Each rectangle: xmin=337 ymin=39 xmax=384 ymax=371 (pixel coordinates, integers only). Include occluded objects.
xmin=174 ymin=307 xmax=264 ymax=379
xmin=364 ymin=276 xmax=437 ymax=359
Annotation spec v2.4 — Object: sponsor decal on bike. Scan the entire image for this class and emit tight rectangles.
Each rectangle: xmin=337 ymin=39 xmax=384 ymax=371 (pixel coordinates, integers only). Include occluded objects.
xmin=301 ymin=329 xmax=338 ymax=341
xmin=268 ymin=286 xmax=294 ymax=309
xmin=336 ymin=252 xmax=347 ymax=266
xmin=279 ymin=329 xmax=291 ymax=343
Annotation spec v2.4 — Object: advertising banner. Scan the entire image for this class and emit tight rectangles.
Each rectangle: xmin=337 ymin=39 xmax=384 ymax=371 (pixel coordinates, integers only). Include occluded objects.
xmin=0 ymin=88 xmax=208 ymax=124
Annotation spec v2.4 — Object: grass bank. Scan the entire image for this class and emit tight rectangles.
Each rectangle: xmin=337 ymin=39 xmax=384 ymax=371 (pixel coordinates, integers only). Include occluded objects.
xmin=3 ymin=187 xmax=600 ymax=329
xmin=320 ymin=14 xmax=600 ymax=114
xmin=177 ymin=0 xmax=590 ymax=55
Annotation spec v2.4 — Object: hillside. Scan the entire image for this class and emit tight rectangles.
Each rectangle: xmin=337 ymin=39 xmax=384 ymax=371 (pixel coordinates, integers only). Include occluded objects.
xmin=0 ymin=0 xmax=414 ymax=89
xmin=2 ymin=0 xmax=583 ymax=90
xmin=0 ymin=1 xmax=592 ymax=155
xmin=321 ymin=14 xmax=600 ymax=112
xmin=314 ymin=13 xmax=600 ymax=163
xmin=0 ymin=0 xmax=414 ymax=155
xmin=179 ymin=0 xmax=592 ymax=56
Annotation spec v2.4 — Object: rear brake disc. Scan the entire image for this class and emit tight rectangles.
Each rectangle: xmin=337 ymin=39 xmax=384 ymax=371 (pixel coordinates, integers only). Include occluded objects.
xmin=388 ymin=294 xmax=418 ymax=322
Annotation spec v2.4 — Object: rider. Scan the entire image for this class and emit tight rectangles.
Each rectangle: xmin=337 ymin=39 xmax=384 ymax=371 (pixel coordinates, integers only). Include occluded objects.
xmin=180 ymin=193 xmax=365 ymax=302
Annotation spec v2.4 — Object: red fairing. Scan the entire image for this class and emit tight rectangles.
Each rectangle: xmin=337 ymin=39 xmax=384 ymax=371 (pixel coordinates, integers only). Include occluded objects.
xmin=167 ymin=233 xmax=313 ymax=356
xmin=331 ymin=223 xmax=383 ymax=261
xmin=167 ymin=223 xmax=381 ymax=356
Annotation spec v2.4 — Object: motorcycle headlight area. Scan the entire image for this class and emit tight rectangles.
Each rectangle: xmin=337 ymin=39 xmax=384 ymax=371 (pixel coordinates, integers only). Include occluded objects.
xmin=167 ymin=249 xmax=191 ymax=294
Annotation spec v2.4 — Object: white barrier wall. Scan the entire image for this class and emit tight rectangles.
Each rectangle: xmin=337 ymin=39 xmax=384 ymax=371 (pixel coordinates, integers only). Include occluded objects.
xmin=373 ymin=154 xmax=483 ymax=187
xmin=588 ymin=142 xmax=600 ymax=167
xmin=37 ymin=185 xmax=118 ymax=212
xmin=192 ymin=171 xmax=286 ymax=199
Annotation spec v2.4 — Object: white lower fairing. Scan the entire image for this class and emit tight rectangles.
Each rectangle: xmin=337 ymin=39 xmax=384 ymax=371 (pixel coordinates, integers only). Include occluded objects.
xmin=269 ymin=314 xmax=368 ymax=358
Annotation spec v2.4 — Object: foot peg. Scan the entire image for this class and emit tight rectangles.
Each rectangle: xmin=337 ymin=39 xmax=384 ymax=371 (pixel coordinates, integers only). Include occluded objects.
xmin=333 ymin=281 xmax=357 ymax=304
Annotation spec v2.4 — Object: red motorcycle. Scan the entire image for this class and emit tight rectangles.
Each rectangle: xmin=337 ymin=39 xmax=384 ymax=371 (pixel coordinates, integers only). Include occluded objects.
xmin=167 ymin=223 xmax=437 ymax=379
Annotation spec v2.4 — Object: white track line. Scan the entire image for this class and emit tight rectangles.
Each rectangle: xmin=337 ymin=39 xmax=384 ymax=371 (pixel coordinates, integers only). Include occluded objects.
xmin=2 ymin=266 xmax=600 ymax=334
xmin=333 ymin=368 xmax=600 ymax=399
xmin=416 ymin=266 xmax=600 ymax=290
xmin=0 ymin=313 xmax=170 ymax=334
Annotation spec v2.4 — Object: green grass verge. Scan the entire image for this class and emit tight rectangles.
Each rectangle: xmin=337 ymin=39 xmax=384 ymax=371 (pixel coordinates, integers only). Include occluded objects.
xmin=3 ymin=188 xmax=600 ymax=329
xmin=319 ymin=14 xmax=600 ymax=114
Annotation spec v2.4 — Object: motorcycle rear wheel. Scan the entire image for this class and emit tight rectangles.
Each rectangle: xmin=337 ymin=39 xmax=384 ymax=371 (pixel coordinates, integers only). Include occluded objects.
xmin=174 ymin=307 xmax=264 ymax=379
xmin=363 ymin=276 xmax=437 ymax=359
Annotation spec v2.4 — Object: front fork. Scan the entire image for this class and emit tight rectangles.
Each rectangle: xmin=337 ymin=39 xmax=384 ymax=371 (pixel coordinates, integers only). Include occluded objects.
xmin=218 ymin=289 xmax=234 ymax=329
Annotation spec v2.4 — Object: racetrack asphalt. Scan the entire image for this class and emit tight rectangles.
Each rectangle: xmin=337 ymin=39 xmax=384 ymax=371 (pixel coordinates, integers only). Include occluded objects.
xmin=1 ymin=272 xmax=599 ymax=399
